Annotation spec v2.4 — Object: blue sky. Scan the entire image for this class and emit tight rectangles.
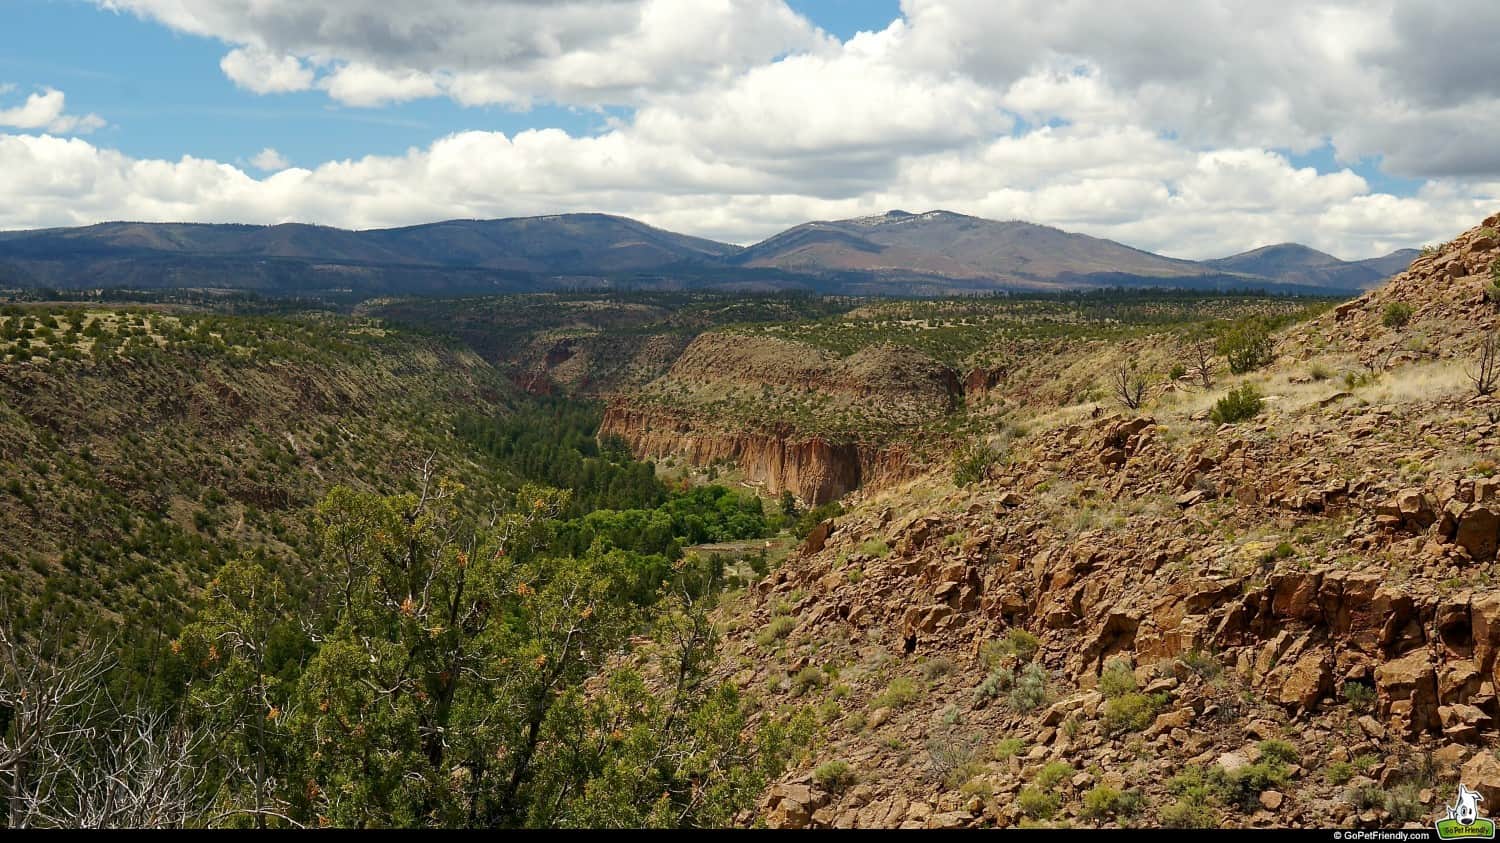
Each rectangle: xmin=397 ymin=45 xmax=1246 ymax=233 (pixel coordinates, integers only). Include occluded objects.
xmin=0 ymin=0 xmax=1494 ymax=259
xmin=1 ymin=0 xmax=902 ymax=168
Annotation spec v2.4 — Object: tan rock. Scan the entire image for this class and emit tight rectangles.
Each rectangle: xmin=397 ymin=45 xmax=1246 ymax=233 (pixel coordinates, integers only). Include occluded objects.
xmin=1456 ymin=506 xmax=1500 ymax=562
xmin=1462 ymin=752 xmax=1500 ymax=807
xmin=1280 ymin=650 xmax=1331 ymax=710
xmin=1375 ymin=650 xmax=1440 ymax=735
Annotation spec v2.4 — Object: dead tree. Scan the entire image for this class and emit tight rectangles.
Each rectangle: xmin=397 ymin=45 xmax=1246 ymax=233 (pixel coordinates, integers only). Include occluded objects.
xmin=1470 ymin=332 xmax=1500 ymax=397
xmin=1110 ymin=360 xmax=1147 ymax=410
xmin=1187 ymin=334 xmax=1216 ymax=389
xmin=1 ymin=618 xmax=210 ymax=828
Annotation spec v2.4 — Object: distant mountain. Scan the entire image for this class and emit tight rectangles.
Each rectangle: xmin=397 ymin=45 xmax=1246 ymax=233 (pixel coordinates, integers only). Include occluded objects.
xmin=0 ymin=210 xmax=1412 ymax=297
xmin=1205 ymin=243 xmax=1418 ymax=291
xmin=0 ymin=214 xmax=741 ymax=295
xmin=731 ymin=210 xmax=1214 ymax=291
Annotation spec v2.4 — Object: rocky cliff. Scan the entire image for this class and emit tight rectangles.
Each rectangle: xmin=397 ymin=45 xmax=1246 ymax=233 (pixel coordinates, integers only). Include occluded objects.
xmin=601 ymin=332 xmax=961 ymax=503
xmin=600 ymin=405 xmax=916 ymax=504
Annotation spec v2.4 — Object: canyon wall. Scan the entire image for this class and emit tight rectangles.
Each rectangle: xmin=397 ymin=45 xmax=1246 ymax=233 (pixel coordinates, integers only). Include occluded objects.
xmin=599 ymin=405 xmax=916 ymax=504
xmin=600 ymin=331 xmax=964 ymax=504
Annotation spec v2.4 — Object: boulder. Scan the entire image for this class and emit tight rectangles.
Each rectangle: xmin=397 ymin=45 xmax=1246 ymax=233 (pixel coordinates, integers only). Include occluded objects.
xmin=1279 ymin=650 xmax=1331 ymax=710
xmin=1395 ymin=488 xmax=1437 ymax=529
xmin=801 ymin=519 xmax=836 ymax=555
xmin=1375 ymin=650 xmax=1440 ymax=735
xmin=1462 ymin=752 xmax=1500 ymax=808
xmin=1456 ymin=507 xmax=1500 ymax=562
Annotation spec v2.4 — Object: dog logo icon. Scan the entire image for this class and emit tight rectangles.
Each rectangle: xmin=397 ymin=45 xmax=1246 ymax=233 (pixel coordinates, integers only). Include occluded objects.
xmin=1438 ymin=784 xmax=1497 ymax=840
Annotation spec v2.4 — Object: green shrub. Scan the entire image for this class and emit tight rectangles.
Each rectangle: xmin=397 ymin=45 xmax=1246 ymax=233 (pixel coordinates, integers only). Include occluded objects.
xmin=1325 ymin=761 xmax=1354 ymax=786
xmin=921 ymin=657 xmax=954 ymax=681
xmin=1082 ymin=784 xmax=1144 ymax=820
xmin=982 ymin=628 xmax=1040 ymax=666
xmin=1216 ymin=319 xmax=1275 ymax=373
xmin=1036 ymin=761 xmax=1074 ymax=789
xmin=1347 ymin=782 xmax=1385 ymax=811
xmin=1382 ymin=301 xmax=1413 ymax=329
xmin=1160 ymin=797 xmax=1218 ymax=829
xmin=1008 ymin=663 xmax=1050 ymax=713
xmin=1017 ymin=786 xmax=1060 ymax=820
xmin=1163 ymin=766 xmax=1219 ymax=828
xmin=791 ymin=666 xmax=827 ymax=696
xmin=1102 ymin=692 xmax=1166 ymax=735
xmin=1258 ymin=739 xmax=1298 ymax=766
xmin=952 ymin=438 xmax=1001 ymax=487
xmin=1342 ymin=680 xmax=1375 ymax=712
xmin=926 ymin=730 xmax=984 ymax=790
xmin=813 ymin=760 xmax=856 ymax=792
xmin=756 ymin=615 xmax=796 ymax=647
xmin=1210 ymin=384 xmax=1262 ymax=425
xmin=1383 ymin=782 xmax=1424 ymax=823
xmin=1213 ymin=754 xmax=1292 ymax=812
xmin=992 ymin=738 xmax=1026 ymax=761
xmin=972 ymin=665 xmax=1014 ymax=705
xmin=1098 ymin=657 xmax=1137 ymax=699
xmin=793 ymin=501 xmax=843 ymax=539
xmin=960 ymin=777 xmax=995 ymax=799
xmin=1178 ymin=650 xmax=1223 ymax=678
xmin=1353 ymin=753 xmax=1382 ymax=774
xmin=872 ymin=676 xmax=921 ymax=710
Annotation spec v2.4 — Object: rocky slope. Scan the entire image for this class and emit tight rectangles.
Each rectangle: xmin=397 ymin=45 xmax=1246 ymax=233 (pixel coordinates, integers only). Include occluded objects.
xmin=718 ymin=212 xmax=1500 ymax=828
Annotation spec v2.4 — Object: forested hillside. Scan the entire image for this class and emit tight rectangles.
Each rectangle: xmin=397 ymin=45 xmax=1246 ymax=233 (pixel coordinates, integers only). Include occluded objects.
xmin=0 ymin=301 xmax=812 ymax=828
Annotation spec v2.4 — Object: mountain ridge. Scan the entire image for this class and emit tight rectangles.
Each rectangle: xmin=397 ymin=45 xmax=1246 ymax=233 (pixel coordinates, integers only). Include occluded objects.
xmin=0 ymin=210 xmax=1415 ymax=297
xmin=1205 ymin=241 xmax=1421 ymax=291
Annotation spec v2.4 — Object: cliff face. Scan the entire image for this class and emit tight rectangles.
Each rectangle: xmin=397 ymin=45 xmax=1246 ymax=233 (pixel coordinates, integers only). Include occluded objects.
xmin=600 ymin=405 xmax=914 ymax=504
xmin=600 ymin=331 xmax=960 ymax=504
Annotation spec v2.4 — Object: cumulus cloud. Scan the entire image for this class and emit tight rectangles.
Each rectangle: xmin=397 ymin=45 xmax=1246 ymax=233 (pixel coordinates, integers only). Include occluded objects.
xmin=219 ymin=47 xmax=315 ymax=94
xmin=898 ymin=0 xmax=1500 ymax=179
xmin=0 ymin=87 xmax=106 ymax=134
xmin=249 ymin=148 xmax=291 ymax=172
xmin=99 ymin=0 xmax=828 ymax=108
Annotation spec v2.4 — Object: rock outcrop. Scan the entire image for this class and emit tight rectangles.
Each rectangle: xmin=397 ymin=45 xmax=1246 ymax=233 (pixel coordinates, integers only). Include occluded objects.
xmin=600 ymin=405 xmax=916 ymax=504
xmin=602 ymin=332 xmax=960 ymax=503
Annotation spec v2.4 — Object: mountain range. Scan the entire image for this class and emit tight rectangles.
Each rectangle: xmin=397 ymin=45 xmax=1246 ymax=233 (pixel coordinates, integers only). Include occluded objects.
xmin=0 ymin=210 xmax=1416 ymax=297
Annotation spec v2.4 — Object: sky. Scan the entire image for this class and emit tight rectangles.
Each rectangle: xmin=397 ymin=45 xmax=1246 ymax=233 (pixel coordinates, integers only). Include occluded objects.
xmin=1 ymin=0 xmax=1498 ymax=260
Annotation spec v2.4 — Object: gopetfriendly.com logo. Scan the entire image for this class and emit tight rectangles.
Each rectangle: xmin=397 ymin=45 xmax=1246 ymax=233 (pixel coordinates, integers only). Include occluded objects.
xmin=1436 ymin=784 xmax=1497 ymax=840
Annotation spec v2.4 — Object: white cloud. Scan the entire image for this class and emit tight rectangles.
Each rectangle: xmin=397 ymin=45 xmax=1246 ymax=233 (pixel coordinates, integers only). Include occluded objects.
xmin=249 ymin=148 xmax=291 ymax=172
xmin=219 ymin=47 xmax=314 ymax=94
xmin=318 ymin=63 xmax=442 ymax=107
xmin=896 ymin=0 xmax=1500 ymax=179
xmin=100 ymin=0 xmax=827 ymax=108
xmin=0 ymin=87 xmax=106 ymax=135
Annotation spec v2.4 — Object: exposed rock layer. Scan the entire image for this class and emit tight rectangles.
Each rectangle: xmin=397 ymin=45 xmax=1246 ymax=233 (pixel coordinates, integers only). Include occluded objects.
xmin=600 ymin=405 xmax=915 ymax=504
